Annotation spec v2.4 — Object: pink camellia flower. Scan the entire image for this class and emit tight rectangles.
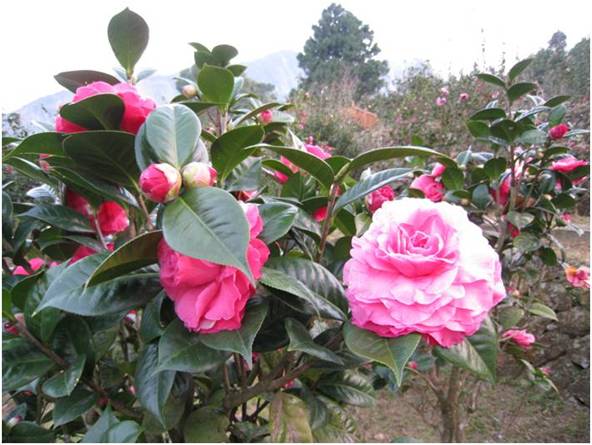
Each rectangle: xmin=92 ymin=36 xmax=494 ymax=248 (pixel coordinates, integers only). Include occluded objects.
xmin=548 ymin=123 xmax=570 ymax=140
xmin=235 ymin=190 xmax=257 ymax=201
xmin=459 ymin=92 xmax=470 ymax=102
xmin=410 ymin=174 xmax=445 ymax=202
xmin=65 ymin=188 xmax=92 ymax=218
xmin=158 ymin=203 xmax=270 ymax=333
xmin=561 ymin=212 xmax=572 ymax=224
xmin=508 ymin=223 xmax=520 ymax=238
xmin=65 ymin=189 xmax=129 ymax=235
xmin=259 ymin=109 xmax=273 ymax=124
xmin=502 ymin=329 xmax=535 ymax=349
xmin=55 ymin=81 xmax=156 ymax=134
xmin=431 ymin=162 xmax=446 ymax=177
xmin=93 ymin=202 xmax=129 ymax=235
xmin=540 ymin=367 xmax=552 ymax=376
xmin=343 ymin=198 xmax=506 ymax=347
xmin=435 ymin=97 xmax=447 ymax=107
xmin=182 ymin=162 xmax=217 ymax=189
xmin=313 ymin=206 xmax=328 ymax=222
xmin=565 ymin=265 xmax=590 ymax=288
xmin=69 ymin=243 xmax=114 ymax=265
xmin=550 ymin=155 xmax=588 ymax=174
xmin=12 ymin=258 xmax=46 ymax=276
xmin=366 ymin=185 xmax=395 ymax=213
xmin=274 ymin=143 xmax=331 ymax=184
xmin=140 ymin=163 xmax=182 ymax=203
xmin=440 ymin=87 xmax=449 ymax=97
xmin=3 ymin=322 xmax=19 ymax=336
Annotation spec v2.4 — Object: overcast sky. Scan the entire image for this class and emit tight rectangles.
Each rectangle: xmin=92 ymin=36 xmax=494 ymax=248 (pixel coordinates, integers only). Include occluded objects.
xmin=1 ymin=0 xmax=590 ymax=111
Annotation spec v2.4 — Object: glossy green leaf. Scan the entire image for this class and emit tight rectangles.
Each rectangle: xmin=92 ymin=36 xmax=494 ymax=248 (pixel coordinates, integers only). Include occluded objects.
xmin=528 ymin=302 xmax=557 ymax=321
xmin=343 ymin=322 xmax=420 ymax=386
xmin=54 ymin=70 xmax=120 ymax=93
xmin=42 ymin=355 xmax=86 ymax=398
xmin=506 ymin=211 xmax=534 ymax=229
xmin=334 ymin=168 xmax=410 ymax=211
xmin=434 ymin=317 xmax=497 ymax=382
xmin=135 ymin=343 xmax=176 ymax=429
xmin=285 ymin=318 xmax=343 ymax=364
xmin=211 ymin=44 xmax=238 ymax=66
xmin=261 ymin=267 xmax=345 ymax=320
xmin=507 ymin=82 xmax=537 ymax=103
xmin=184 ymin=408 xmax=229 ymax=442
xmin=2 ymin=337 xmax=55 ymax=391
xmin=257 ymin=144 xmax=335 ymax=188
xmin=4 ymin=132 xmax=65 ymax=160
xmin=544 ymin=96 xmax=571 ymax=107
xmin=470 ymin=108 xmax=506 ymax=121
xmin=21 ymin=204 xmax=94 ymax=233
xmin=483 ymin=158 xmax=507 ymax=180
xmin=211 ymin=125 xmax=264 ymax=181
xmin=140 ymin=291 xmax=166 ymax=343
xmin=344 ymin=146 xmax=456 ymax=176
xmin=499 ymin=307 xmax=525 ymax=330
xmin=144 ymin=104 xmax=201 ymax=168
xmin=441 ymin=167 xmax=465 ymax=191
xmin=162 ymin=187 xmax=252 ymax=281
xmin=53 ymin=387 xmax=98 ymax=426
xmin=258 ymin=202 xmax=298 ymax=243
xmin=476 ymin=73 xmax=506 ymax=88
xmin=83 ymin=405 xmax=142 ymax=443
xmin=157 ymin=320 xmax=227 ymax=373
xmin=265 ymin=256 xmax=348 ymax=314
xmin=318 ymin=371 xmax=375 ymax=406
xmin=201 ymin=303 xmax=268 ymax=368
xmin=86 ymin=231 xmax=162 ymax=285
xmin=508 ymin=59 xmax=533 ymax=82
xmin=108 ymin=8 xmax=149 ymax=75
xmin=518 ymin=129 xmax=547 ymax=145
xmin=270 ymin=392 xmax=313 ymax=443
xmin=513 ymin=232 xmax=540 ymax=253
xmin=197 ymin=65 xmax=234 ymax=104
xmin=60 ymin=94 xmax=124 ymax=131
xmin=6 ymin=422 xmax=55 ymax=443
xmin=63 ymin=131 xmax=138 ymax=187
xmin=38 ymin=254 xmax=161 ymax=316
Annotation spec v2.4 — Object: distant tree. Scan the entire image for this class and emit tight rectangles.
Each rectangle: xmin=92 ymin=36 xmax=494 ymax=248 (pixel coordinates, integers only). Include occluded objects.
xmin=566 ymin=38 xmax=590 ymax=97
xmin=297 ymin=3 xmax=388 ymax=99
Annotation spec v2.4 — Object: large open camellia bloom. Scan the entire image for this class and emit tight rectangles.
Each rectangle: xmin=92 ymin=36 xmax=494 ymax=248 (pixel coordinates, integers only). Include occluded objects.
xmin=343 ymin=198 xmax=505 ymax=347
xmin=158 ymin=204 xmax=270 ymax=333
xmin=55 ymin=81 xmax=156 ymax=134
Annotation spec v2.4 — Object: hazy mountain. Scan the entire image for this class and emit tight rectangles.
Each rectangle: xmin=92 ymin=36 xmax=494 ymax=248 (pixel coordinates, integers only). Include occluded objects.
xmin=245 ymin=50 xmax=302 ymax=99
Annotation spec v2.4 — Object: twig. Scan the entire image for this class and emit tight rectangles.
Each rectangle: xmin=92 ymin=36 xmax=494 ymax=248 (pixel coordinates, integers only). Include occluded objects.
xmin=315 ymin=183 xmax=340 ymax=262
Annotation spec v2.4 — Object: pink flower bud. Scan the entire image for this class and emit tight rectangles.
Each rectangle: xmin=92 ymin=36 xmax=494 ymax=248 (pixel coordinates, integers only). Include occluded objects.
xmin=407 ymin=361 xmax=418 ymax=370
xmin=459 ymin=92 xmax=470 ymax=102
xmin=259 ymin=110 xmax=273 ymax=124
xmin=410 ymin=174 xmax=444 ymax=202
xmin=502 ymin=329 xmax=535 ymax=349
xmin=366 ymin=185 xmax=395 ymax=214
xmin=508 ymin=223 xmax=520 ymax=238
xmin=540 ymin=367 xmax=551 ymax=376
xmin=140 ymin=163 xmax=182 ymax=203
xmin=182 ymin=162 xmax=217 ymax=189
xmin=313 ymin=206 xmax=328 ymax=222
xmin=431 ymin=162 xmax=446 ymax=177
xmin=440 ymin=87 xmax=449 ymax=97
xmin=435 ymin=97 xmax=447 ymax=107
xmin=182 ymin=84 xmax=197 ymax=98
xmin=565 ymin=265 xmax=590 ymax=288
xmin=549 ymin=123 xmax=569 ymax=140
xmin=4 ymin=322 xmax=19 ymax=335
xmin=561 ymin=212 xmax=572 ymax=224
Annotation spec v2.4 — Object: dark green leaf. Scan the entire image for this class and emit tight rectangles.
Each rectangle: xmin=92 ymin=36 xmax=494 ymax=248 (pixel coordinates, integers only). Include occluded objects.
xmin=507 ymin=82 xmax=537 ymax=103
xmin=467 ymin=120 xmax=491 ymax=138
xmin=211 ymin=126 xmax=264 ymax=181
xmin=144 ymin=104 xmax=201 ymax=168
xmin=162 ymin=187 xmax=252 ymax=281
xmin=140 ymin=291 xmax=166 ymax=342
xmin=2 ymin=337 xmax=55 ymax=391
xmin=318 ymin=371 xmax=374 ymax=406
xmin=528 ymin=302 xmax=557 ymax=321
xmin=21 ymin=204 xmax=94 ymax=233
xmin=508 ymin=59 xmax=532 ymax=82
xmin=53 ymin=387 xmax=98 ymax=426
xmin=345 ymin=146 xmax=455 ymax=175
xmin=518 ymin=129 xmax=547 ymax=145
xmin=476 ymin=73 xmax=506 ymax=88
xmin=63 ymin=131 xmax=138 ymax=187
xmin=539 ymin=246 xmax=558 ymax=266
xmin=470 ymin=108 xmax=506 ymax=121
xmin=197 ymin=65 xmax=234 ymax=104
xmin=200 ymin=303 xmax=268 ymax=368
xmin=42 ymin=355 xmax=86 ymax=398
xmin=135 ymin=343 xmax=176 ymax=429
xmin=434 ymin=317 xmax=497 ymax=382
xmin=6 ymin=422 xmax=55 ymax=443
xmin=544 ymin=96 xmax=571 ymax=107
xmin=86 ymin=231 xmax=162 ymax=285
xmin=60 ymin=94 xmax=124 ymax=131
xmin=334 ymin=168 xmax=410 ymax=211
xmin=285 ymin=318 xmax=343 ymax=364
xmin=343 ymin=323 xmax=420 ymax=386
xmin=157 ymin=320 xmax=227 ymax=372
xmin=513 ymin=232 xmax=540 ymax=252
xmin=5 ymin=132 xmax=65 ymax=160
xmin=55 ymin=70 xmax=120 ymax=93
xmin=441 ymin=167 xmax=464 ymax=191
xmin=483 ymin=158 xmax=507 ymax=180
xmin=108 ymin=8 xmax=149 ymax=75
xmin=506 ymin=211 xmax=534 ymax=229
xmin=83 ymin=405 xmax=142 ymax=443
xmin=258 ymin=202 xmax=298 ymax=243
xmin=499 ymin=307 xmax=525 ymax=330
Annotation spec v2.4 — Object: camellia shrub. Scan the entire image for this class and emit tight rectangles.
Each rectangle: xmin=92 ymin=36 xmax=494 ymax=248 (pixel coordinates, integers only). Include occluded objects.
xmin=2 ymin=8 xmax=589 ymax=443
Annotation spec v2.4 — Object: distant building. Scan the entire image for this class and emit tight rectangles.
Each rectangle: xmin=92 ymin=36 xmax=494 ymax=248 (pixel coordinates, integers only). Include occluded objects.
xmin=343 ymin=103 xmax=378 ymax=129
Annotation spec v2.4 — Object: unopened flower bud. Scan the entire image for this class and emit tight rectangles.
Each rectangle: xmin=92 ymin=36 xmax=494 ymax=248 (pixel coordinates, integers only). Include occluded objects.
xmin=259 ymin=110 xmax=273 ymax=124
xmin=182 ymin=162 xmax=217 ymax=188
xmin=3 ymin=322 xmax=18 ymax=336
xmin=182 ymin=84 xmax=197 ymax=98
xmin=543 ymin=194 xmax=553 ymax=201
xmin=460 ymin=198 xmax=470 ymax=206
xmin=140 ymin=163 xmax=182 ymax=203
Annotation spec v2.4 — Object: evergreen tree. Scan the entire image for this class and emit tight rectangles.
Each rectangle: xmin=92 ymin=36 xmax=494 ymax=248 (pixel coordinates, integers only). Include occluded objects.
xmin=297 ymin=3 xmax=388 ymax=99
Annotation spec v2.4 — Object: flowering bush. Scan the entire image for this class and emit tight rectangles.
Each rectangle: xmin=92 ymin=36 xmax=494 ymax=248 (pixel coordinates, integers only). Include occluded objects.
xmin=1 ymin=8 xmax=589 ymax=443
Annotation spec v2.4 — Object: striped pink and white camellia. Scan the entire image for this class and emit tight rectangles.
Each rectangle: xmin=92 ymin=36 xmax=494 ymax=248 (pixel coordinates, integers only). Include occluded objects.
xmin=343 ymin=198 xmax=505 ymax=347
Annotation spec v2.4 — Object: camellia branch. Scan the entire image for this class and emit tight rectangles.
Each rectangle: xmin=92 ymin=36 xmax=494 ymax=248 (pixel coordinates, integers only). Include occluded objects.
xmin=316 ymin=183 xmax=341 ymax=262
